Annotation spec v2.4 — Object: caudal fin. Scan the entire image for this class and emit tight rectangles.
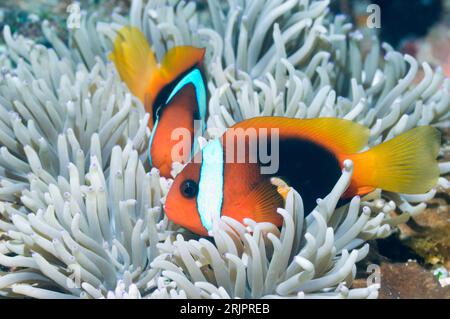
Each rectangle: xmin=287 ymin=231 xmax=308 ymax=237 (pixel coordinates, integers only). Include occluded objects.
xmin=109 ymin=26 xmax=157 ymax=104
xmin=352 ymin=126 xmax=441 ymax=194
xmin=109 ymin=26 xmax=205 ymax=115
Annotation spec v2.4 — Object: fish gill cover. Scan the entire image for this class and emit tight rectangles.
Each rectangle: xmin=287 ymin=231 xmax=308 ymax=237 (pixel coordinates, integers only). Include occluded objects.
xmin=0 ymin=0 xmax=448 ymax=298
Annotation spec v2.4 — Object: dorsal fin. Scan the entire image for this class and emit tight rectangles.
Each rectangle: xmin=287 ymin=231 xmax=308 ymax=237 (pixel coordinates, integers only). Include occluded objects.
xmin=158 ymin=46 xmax=205 ymax=82
xmin=232 ymin=117 xmax=370 ymax=155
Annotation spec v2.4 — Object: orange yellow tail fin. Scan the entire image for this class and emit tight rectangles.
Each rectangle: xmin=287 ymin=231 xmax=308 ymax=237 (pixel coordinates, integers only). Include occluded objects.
xmin=350 ymin=126 xmax=441 ymax=195
xmin=108 ymin=26 xmax=157 ymax=104
xmin=109 ymin=26 xmax=206 ymax=119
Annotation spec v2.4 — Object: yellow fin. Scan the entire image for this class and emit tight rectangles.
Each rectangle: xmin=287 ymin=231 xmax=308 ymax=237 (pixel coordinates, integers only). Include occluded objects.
xmin=109 ymin=26 xmax=157 ymax=104
xmin=248 ymin=182 xmax=284 ymax=225
xmin=232 ymin=117 xmax=370 ymax=154
xmin=158 ymin=46 xmax=205 ymax=82
xmin=352 ymin=126 xmax=441 ymax=194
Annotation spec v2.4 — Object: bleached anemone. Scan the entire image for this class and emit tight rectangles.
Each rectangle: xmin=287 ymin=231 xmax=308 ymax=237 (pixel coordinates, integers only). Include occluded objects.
xmin=0 ymin=0 xmax=448 ymax=299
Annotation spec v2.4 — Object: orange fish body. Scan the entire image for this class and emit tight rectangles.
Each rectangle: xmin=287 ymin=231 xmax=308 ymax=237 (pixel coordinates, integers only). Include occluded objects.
xmin=109 ymin=26 xmax=206 ymax=177
xmin=148 ymin=85 xmax=199 ymax=176
xmin=165 ymin=117 xmax=441 ymax=236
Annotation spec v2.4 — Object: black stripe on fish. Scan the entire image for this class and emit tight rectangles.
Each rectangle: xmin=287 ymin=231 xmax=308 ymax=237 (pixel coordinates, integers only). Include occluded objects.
xmin=263 ymin=137 xmax=342 ymax=214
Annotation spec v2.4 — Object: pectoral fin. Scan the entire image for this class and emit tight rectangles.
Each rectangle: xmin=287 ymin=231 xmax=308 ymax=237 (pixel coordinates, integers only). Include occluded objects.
xmin=247 ymin=182 xmax=284 ymax=226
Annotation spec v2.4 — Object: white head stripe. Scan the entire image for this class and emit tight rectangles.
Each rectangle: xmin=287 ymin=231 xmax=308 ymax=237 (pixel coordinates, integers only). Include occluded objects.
xmin=197 ymin=139 xmax=224 ymax=232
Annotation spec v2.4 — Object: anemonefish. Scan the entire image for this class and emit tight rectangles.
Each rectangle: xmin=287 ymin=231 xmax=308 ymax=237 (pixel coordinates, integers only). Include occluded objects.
xmin=109 ymin=26 xmax=207 ymax=177
xmin=164 ymin=117 xmax=441 ymax=236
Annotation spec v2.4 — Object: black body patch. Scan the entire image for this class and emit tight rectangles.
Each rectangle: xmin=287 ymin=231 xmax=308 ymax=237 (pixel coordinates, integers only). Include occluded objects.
xmin=266 ymin=137 xmax=342 ymax=214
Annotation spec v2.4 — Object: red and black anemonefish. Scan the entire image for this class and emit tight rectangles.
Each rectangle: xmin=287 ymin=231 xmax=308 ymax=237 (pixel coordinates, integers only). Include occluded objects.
xmin=165 ymin=117 xmax=441 ymax=236
xmin=109 ymin=26 xmax=207 ymax=177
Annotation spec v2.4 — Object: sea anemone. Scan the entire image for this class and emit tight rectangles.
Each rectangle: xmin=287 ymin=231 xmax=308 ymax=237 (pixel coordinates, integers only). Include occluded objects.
xmin=0 ymin=0 xmax=448 ymax=299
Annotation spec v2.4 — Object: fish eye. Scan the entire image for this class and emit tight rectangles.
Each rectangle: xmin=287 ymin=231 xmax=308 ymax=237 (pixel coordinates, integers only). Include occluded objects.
xmin=180 ymin=179 xmax=198 ymax=199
